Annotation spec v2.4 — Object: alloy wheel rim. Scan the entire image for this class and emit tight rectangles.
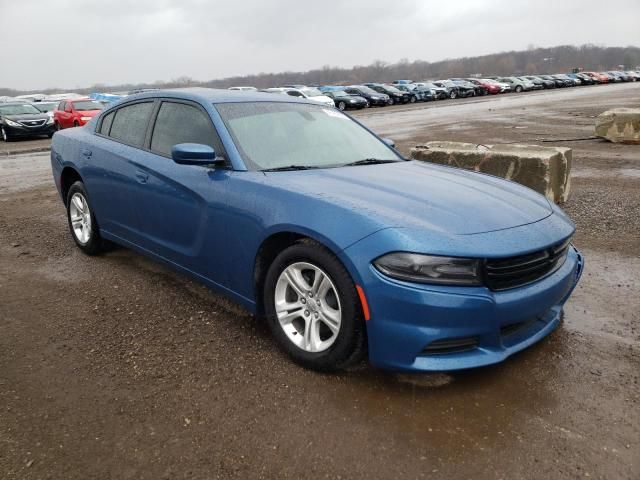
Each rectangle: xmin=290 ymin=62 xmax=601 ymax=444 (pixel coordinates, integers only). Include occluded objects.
xmin=274 ymin=262 xmax=342 ymax=353
xmin=1 ymin=128 xmax=6 ymax=141
xmin=69 ymin=193 xmax=92 ymax=244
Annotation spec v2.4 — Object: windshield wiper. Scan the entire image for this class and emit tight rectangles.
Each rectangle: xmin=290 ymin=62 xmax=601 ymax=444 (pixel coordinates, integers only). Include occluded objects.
xmin=261 ymin=165 xmax=318 ymax=172
xmin=343 ymin=158 xmax=398 ymax=166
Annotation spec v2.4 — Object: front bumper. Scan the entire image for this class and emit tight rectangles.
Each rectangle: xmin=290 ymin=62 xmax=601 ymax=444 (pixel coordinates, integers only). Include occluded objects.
xmin=356 ymin=245 xmax=584 ymax=372
xmin=3 ymin=122 xmax=55 ymax=137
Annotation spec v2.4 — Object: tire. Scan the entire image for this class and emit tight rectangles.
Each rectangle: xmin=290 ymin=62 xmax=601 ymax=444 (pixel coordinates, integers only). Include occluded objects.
xmin=47 ymin=131 xmax=54 ymax=138
xmin=66 ymin=181 xmax=104 ymax=255
xmin=449 ymin=90 xmax=457 ymax=99
xmin=387 ymin=98 xmax=394 ymax=106
xmin=73 ymin=121 xmax=80 ymax=127
xmin=409 ymin=96 xmax=416 ymax=103
xmin=263 ymin=239 xmax=366 ymax=371
xmin=515 ymin=86 xmax=523 ymax=93
xmin=55 ymin=122 xmax=62 ymax=131
xmin=1 ymin=127 xmax=11 ymax=142
xmin=337 ymin=101 xmax=346 ymax=111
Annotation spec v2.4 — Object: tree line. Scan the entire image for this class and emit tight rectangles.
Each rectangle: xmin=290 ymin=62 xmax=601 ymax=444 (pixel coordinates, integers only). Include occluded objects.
xmin=2 ymin=44 xmax=639 ymax=97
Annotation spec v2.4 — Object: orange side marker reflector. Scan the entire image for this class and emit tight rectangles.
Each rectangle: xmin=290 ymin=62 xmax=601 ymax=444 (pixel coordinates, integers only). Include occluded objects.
xmin=355 ymin=285 xmax=371 ymax=321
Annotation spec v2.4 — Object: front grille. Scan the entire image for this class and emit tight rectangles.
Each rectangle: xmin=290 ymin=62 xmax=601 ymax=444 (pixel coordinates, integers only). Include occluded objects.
xmin=421 ymin=336 xmax=479 ymax=355
xmin=484 ymin=238 xmax=571 ymax=291
xmin=19 ymin=119 xmax=46 ymax=128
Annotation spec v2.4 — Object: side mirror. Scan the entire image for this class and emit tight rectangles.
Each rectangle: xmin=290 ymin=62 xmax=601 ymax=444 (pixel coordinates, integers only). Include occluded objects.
xmin=172 ymin=143 xmax=217 ymax=165
xmin=383 ymin=138 xmax=396 ymax=148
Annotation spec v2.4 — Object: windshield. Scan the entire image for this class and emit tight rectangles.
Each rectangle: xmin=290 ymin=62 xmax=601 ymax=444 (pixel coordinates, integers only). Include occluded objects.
xmin=300 ymin=88 xmax=323 ymax=97
xmin=332 ymin=91 xmax=349 ymax=97
xmin=0 ymin=104 xmax=41 ymax=115
xmin=72 ymin=100 xmax=104 ymax=111
xmin=216 ymin=102 xmax=402 ymax=171
xmin=33 ymin=102 xmax=58 ymax=112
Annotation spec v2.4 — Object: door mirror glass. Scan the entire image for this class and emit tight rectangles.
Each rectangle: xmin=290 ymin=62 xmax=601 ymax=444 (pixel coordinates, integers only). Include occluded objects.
xmin=171 ymin=143 xmax=216 ymax=165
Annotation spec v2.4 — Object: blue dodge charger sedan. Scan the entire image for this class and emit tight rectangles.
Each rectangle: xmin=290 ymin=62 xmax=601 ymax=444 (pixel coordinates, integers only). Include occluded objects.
xmin=50 ymin=88 xmax=583 ymax=372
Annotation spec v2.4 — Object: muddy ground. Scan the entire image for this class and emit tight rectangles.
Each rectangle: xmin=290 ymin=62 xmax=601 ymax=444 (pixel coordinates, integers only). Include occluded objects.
xmin=1 ymin=83 xmax=639 ymax=479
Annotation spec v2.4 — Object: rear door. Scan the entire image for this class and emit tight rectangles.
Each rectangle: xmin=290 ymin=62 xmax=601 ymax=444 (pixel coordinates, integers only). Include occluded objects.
xmin=125 ymin=99 xmax=229 ymax=280
xmin=85 ymin=100 xmax=155 ymax=242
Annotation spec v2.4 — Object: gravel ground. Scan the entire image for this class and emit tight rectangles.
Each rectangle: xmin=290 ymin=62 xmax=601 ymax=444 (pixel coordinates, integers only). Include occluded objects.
xmin=1 ymin=83 xmax=639 ymax=479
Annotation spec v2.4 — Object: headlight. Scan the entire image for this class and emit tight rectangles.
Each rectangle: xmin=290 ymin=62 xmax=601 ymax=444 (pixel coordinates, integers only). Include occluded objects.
xmin=5 ymin=119 xmax=21 ymax=127
xmin=374 ymin=253 xmax=482 ymax=286
xmin=80 ymin=116 xmax=92 ymax=121
xmin=46 ymin=116 xmax=54 ymax=124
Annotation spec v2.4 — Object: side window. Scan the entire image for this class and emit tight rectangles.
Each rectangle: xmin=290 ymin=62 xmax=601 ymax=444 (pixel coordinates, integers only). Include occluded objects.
xmin=109 ymin=102 xmax=154 ymax=147
xmin=150 ymin=102 xmax=222 ymax=157
xmin=65 ymin=103 xmax=73 ymax=112
xmin=58 ymin=101 xmax=66 ymax=111
xmin=99 ymin=111 xmax=115 ymax=136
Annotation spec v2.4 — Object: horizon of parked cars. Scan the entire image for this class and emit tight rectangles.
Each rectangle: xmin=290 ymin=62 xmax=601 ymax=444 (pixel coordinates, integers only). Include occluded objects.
xmin=1 ymin=69 xmax=638 ymax=141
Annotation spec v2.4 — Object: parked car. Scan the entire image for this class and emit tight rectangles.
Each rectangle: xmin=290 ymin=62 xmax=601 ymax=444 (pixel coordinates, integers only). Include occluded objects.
xmin=516 ymin=77 xmax=544 ymax=90
xmin=624 ymin=71 xmax=640 ymax=81
xmin=495 ymin=77 xmax=536 ymax=93
xmin=50 ymin=88 xmax=583 ymax=372
xmin=228 ymin=86 xmax=257 ymax=91
xmin=539 ymin=75 xmax=568 ymax=88
xmin=551 ymin=74 xmax=578 ymax=87
xmin=573 ymin=73 xmax=596 ymax=85
xmin=413 ymin=82 xmax=448 ymax=99
xmin=264 ymin=87 xmax=334 ymax=107
xmin=363 ymin=83 xmax=410 ymax=105
xmin=408 ymin=84 xmax=437 ymax=101
xmin=433 ymin=80 xmax=472 ymax=99
xmin=0 ymin=102 xmax=55 ymax=141
xmin=54 ymin=99 xmax=104 ymax=130
xmin=394 ymin=83 xmax=430 ymax=102
xmin=523 ymin=76 xmax=555 ymax=89
xmin=452 ymin=80 xmax=483 ymax=96
xmin=322 ymin=90 xmax=368 ymax=110
xmin=466 ymin=78 xmax=501 ymax=94
xmin=582 ymin=72 xmax=609 ymax=84
xmin=344 ymin=85 xmax=389 ymax=106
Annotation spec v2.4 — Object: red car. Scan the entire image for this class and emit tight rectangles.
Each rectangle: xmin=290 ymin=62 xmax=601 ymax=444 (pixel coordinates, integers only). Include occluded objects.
xmin=467 ymin=78 xmax=502 ymax=94
xmin=54 ymin=98 xmax=104 ymax=130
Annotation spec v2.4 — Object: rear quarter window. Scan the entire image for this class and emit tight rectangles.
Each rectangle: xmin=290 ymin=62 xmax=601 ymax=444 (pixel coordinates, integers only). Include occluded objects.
xmin=99 ymin=111 xmax=115 ymax=136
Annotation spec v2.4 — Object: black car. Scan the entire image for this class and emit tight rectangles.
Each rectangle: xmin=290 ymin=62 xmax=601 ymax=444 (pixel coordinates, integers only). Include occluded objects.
xmin=539 ymin=75 xmax=568 ymax=88
xmin=434 ymin=80 xmax=474 ymax=99
xmin=394 ymin=84 xmax=423 ymax=102
xmin=344 ymin=85 xmax=389 ymax=106
xmin=0 ymin=102 xmax=55 ymax=141
xmin=363 ymin=83 xmax=410 ymax=105
xmin=453 ymin=79 xmax=484 ymax=96
xmin=323 ymin=90 xmax=368 ymax=110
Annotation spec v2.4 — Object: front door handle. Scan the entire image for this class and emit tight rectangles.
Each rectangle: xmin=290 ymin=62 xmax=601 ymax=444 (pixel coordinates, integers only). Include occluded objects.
xmin=135 ymin=170 xmax=149 ymax=184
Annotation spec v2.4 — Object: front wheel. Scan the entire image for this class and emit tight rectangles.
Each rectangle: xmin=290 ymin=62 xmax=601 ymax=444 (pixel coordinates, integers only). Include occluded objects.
xmin=449 ymin=91 xmax=457 ymax=99
xmin=66 ymin=181 xmax=104 ymax=255
xmin=409 ymin=96 xmax=416 ymax=103
xmin=337 ymin=101 xmax=346 ymax=111
xmin=515 ymin=85 xmax=523 ymax=93
xmin=1 ymin=127 xmax=10 ymax=142
xmin=264 ymin=240 xmax=366 ymax=371
xmin=387 ymin=98 xmax=394 ymax=106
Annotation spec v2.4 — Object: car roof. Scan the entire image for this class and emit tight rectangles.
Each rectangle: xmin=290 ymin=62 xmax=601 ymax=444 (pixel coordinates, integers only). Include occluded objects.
xmin=124 ymin=87 xmax=312 ymax=105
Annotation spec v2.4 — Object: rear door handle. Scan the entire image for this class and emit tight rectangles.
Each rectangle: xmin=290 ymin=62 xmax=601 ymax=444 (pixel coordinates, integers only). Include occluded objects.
xmin=81 ymin=148 xmax=92 ymax=158
xmin=135 ymin=170 xmax=149 ymax=184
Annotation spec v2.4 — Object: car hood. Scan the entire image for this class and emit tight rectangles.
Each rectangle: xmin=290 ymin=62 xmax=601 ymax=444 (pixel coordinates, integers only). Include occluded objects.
xmin=265 ymin=161 xmax=552 ymax=235
xmin=2 ymin=113 xmax=50 ymax=122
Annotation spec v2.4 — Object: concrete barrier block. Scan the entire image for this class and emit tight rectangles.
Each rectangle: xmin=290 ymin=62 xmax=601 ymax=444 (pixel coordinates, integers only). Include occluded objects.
xmin=595 ymin=108 xmax=640 ymax=145
xmin=410 ymin=141 xmax=572 ymax=203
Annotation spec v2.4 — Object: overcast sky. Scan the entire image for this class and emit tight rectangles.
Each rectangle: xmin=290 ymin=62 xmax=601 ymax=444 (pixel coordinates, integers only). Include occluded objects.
xmin=1 ymin=0 xmax=638 ymax=91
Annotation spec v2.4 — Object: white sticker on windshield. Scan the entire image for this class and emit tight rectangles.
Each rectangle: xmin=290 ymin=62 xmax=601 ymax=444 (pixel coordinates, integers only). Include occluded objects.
xmin=323 ymin=109 xmax=348 ymax=119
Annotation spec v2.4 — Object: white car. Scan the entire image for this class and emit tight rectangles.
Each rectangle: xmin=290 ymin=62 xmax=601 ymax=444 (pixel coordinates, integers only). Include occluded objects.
xmin=264 ymin=87 xmax=335 ymax=107
xmin=228 ymin=86 xmax=258 ymax=91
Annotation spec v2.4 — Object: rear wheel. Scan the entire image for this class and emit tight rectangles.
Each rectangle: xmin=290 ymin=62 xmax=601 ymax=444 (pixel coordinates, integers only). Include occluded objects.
xmin=73 ymin=120 xmax=80 ymax=127
xmin=409 ymin=96 xmax=416 ymax=103
xmin=515 ymin=85 xmax=523 ymax=93
xmin=387 ymin=98 xmax=394 ymax=106
xmin=337 ymin=101 xmax=346 ymax=111
xmin=264 ymin=240 xmax=366 ymax=371
xmin=55 ymin=122 xmax=62 ymax=131
xmin=66 ymin=181 xmax=103 ymax=255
